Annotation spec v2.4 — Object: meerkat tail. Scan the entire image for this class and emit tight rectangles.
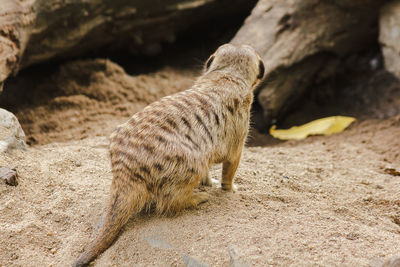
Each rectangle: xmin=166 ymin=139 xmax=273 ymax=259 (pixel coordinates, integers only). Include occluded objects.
xmin=73 ymin=183 xmax=148 ymax=267
xmin=72 ymin=43 xmax=265 ymax=265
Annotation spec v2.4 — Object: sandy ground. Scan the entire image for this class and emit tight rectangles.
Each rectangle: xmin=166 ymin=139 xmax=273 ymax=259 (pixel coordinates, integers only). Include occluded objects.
xmin=1 ymin=115 xmax=399 ymax=267
xmin=1 ymin=48 xmax=400 ymax=266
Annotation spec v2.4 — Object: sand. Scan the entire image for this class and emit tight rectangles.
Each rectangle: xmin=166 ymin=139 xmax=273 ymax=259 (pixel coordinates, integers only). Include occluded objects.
xmin=1 ymin=52 xmax=400 ymax=266
xmin=1 ymin=115 xmax=399 ymax=267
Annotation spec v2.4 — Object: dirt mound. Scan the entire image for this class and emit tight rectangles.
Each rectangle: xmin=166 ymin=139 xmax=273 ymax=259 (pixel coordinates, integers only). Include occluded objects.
xmin=1 ymin=59 xmax=197 ymax=145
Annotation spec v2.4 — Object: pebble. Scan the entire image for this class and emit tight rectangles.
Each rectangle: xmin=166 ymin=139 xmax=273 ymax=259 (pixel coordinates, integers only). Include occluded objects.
xmin=0 ymin=166 xmax=18 ymax=186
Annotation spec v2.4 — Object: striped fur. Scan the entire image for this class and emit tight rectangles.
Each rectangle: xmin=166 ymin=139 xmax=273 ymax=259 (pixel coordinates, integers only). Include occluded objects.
xmin=73 ymin=44 xmax=264 ymax=267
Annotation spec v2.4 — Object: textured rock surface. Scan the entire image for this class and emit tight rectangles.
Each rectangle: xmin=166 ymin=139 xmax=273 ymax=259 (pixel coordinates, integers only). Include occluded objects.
xmin=379 ymin=0 xmax=400 ymax=80
xmin=232 ymin=0 xmax=384 ymax=124
xmin=0 ymin=108 xmax=26 ymax=153
xmin=0 ymin=0 xmax=255 ymax=91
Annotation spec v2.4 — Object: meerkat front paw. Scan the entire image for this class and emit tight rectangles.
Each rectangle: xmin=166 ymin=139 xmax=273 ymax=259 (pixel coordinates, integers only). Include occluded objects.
xmin=200 ymin=173 xmax=220 ymax=187
xmin=200 ymin=173 xmax=212 ymax=186
xmin=221 ymin=183 xmax=237 ymax=192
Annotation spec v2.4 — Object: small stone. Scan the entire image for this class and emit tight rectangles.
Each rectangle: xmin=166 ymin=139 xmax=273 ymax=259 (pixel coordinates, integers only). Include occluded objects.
xmin=144 ymin=236 xmax=172 ymax=249
xmin=0 ymin=108 xmax=27 ymax=153
xmin=345 ymin=232 xmax=359 ymax=240
xmin=74 ymin=161 xmax=82 ymax=167
xmin=229 ymin=246 xmax=249 ymax=267
xmin=181 ymin=254 xmax=209 ymax=267
xmin=0 ymin=166 xmax=18 ymax=186
xmin=371 ymin=254 xmax=400 ymax=267
xmin=10 ymin=252 xmax=18 ymax=260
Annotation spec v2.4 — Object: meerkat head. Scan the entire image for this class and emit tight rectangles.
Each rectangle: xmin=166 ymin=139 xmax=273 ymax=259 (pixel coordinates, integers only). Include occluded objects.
xmin=204 ymin=43 xmax=265 ymax=87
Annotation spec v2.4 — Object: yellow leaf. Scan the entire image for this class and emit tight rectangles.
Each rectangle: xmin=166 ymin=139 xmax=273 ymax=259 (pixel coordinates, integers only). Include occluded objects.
xmin=269 ymin=116 xmax=356 ymax=140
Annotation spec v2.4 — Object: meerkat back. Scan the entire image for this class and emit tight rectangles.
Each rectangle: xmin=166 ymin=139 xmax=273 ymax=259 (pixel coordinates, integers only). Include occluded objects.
xmin=73 ymin=44 xmax=264 ymax=267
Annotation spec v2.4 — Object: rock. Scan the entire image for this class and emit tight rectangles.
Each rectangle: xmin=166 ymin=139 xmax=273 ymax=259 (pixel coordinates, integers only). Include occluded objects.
xmin=144 ymin=236 xmax=172 ymax=249
xmin=181 ymin=254 xmax=209 ymax=267
xmin=0 ymin=166 xmax=18 ymax=186
xmin=0 ymin=108 xmax=26 ymax=153
xmin=379 ymin=0 xmax=400 ymax=80
xmin=228 ymin=246 xmax=249 ymax=267
xmin=0 ymin=0 xmax=256 ymax=89
xmin=231 ymin=0 xmax=384 ymax=125
xmin=370 ymin=255 xmax=400 ymax=267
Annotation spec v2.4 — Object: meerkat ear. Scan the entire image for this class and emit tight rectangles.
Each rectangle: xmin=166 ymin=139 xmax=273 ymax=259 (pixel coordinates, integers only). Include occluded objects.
xmin=204 ymin=55 xmax=215 ymax=71
xmin=257 ymin=60 xmax=265 ymax=79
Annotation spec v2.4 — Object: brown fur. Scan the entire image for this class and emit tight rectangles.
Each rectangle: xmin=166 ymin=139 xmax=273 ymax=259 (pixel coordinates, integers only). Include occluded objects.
xmin=72 ymin=44 xmax=264 ymax=267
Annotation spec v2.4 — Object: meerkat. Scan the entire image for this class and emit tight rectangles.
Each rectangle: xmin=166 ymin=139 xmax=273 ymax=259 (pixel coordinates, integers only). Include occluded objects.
xmin=73 ymin=43 xmax=264 ymax=267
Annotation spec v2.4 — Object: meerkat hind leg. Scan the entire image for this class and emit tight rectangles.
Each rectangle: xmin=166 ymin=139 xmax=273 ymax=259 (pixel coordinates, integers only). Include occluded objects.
xmin=176 ymin=191 xmax=209 ymax=210
xmin=157 ymin=184 xmax=209 ymax=215
xmin=191 ymin=192 xmax=209 ymax=205
xmin=221 ymin=152 xmax=242 ymax=192
xmin=163 ymin=192 xmax=209 ymax=214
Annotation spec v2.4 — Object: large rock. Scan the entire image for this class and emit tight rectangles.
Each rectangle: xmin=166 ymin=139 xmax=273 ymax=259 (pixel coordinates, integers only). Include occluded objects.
xmin=231 ymin=0 xmax=384 ymax=125
xmin=379 ymin=0 xmax=400 ymax=80
xmin=0 ymin=108 xmax=27 ymax=153
xmin=0 ymin=0 xmax=255 ymax=93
